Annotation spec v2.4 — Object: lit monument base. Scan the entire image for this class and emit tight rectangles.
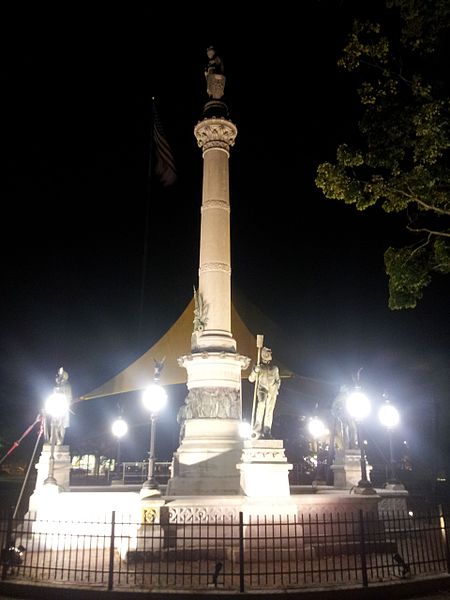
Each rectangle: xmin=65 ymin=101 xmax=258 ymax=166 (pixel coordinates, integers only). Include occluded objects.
xmin=170 ymin=349 xmax=249 ymax=496
xmin=18 ymin=490 xmax=142 ymax=556
xmin=28 ymin=444 xmax=71 ymax=514
xmin=377 ymin=486 xmax=409 ymax=521
xmin=161 ymin=494 xmax=299 ymax=556
xmin=237 ymin=439 xmax=292 ymax=497
xmin=331 ymin=449 xmax=372 ymax=490
xmin=134 ymin=496 xmax=167 ymax=554
xmin=237 ymin=439 xmax=297 ymax=527
xmin=167 ymin=419 xmax=243 ymax=496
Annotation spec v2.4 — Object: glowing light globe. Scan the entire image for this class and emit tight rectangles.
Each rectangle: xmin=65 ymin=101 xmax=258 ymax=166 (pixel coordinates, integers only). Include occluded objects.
xmin=112 ymin=418 xmax=128 ymax=438
xmin=378 ymin=403 xmax=400 ymax=428
xmin=308 ymin=417 xmax=326 ymax=439
xmin=142 ymin=384 xmax=167 ymax=413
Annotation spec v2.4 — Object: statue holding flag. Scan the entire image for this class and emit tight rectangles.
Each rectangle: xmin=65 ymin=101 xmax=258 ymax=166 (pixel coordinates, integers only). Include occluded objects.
xmin=249 ymin=341 xmax=281 ymax=439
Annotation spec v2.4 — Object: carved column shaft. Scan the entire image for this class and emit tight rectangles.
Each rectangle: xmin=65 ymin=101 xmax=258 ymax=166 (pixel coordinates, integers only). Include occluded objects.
xmin=194 ymin=118 xmax=237 ymax=345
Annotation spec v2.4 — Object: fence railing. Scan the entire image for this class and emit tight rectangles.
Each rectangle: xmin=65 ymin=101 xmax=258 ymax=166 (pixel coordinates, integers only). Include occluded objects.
xmin=1 ymin=507 xmax=450 ymax=592
xmin=69 ymin=461 xmax=172 ymax=487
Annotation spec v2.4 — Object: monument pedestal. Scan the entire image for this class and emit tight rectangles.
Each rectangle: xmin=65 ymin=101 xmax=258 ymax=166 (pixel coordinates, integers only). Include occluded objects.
xmin=377 ymin=485 xmax=409 ymax=518
xmin=237 ymin=439 xmax=292 ymax=497
xmin=331 ymin=449 xmax=372 ymax=490
xmin=129 ymin=496 xmax=167 ymax=557
xmin=237 ymin=439 xmax=298 ymax=553
xmin=237 ymin=439 xmax=297 ymax=519
xmin=167 ymin=419 xmax=243 ymax=496
xmin=28 ymin=444 xmax=71 ymax=514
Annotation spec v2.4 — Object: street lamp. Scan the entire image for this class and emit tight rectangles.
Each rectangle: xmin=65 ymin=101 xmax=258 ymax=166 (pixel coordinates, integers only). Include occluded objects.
xmin=111 ymin=417 xmax=128 ymax=472
xmin=141 ymin=383 xmax=167 ymax=495
xmin=378 ymin=400 xmax=401 ymax=487
xmin=308 ymin=417 xmax=327 ymax=485
xmin=345 ymin=387 xmax=374 ymax=491
xmin=44 ymin=391 xmax=70 ymax=486
xmin=308 ymin=416 xmax=326 ymax=440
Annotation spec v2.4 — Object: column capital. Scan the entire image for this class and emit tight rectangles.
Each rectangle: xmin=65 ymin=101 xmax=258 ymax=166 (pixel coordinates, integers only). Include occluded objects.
xmin=194 ymin=118 xmax=237 ymax=153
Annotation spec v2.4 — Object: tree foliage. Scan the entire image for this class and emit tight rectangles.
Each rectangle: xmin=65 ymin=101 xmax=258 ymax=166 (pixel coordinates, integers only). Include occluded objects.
xmin=316 ymin=0 xmax=450 ymax=309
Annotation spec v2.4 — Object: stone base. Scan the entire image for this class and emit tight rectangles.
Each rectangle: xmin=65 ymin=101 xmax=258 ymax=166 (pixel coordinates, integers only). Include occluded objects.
xmin=350 ymin=484 xmax=378 ymax=496
xmin=140 ymin=484 xmax=164 ymax=500
xmin=237 ymin=439 xmax=292 ymax=497
xmin=166 ymin=419 xmax=243 ymax=496
xmin=17 ymin=485 xmax=391 ymax=557
xmin=140 ymin=496 xmax=166 ymax=524
xmin=35 ymin=444 xmax=71 ymax=489
xmin=331 ymin=449 xmax=372 ymax=490
xmin=28 ymin=444 xmax=71 ymax=513
xmin=383 ymin=481 xmax=406 ymax=491
xmin=377 ymin=487 xmax=409 ymax=517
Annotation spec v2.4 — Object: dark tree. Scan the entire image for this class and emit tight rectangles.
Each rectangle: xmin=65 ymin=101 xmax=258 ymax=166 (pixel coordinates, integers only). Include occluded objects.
xmin=316 ymin=0 xmax=450 ymax=309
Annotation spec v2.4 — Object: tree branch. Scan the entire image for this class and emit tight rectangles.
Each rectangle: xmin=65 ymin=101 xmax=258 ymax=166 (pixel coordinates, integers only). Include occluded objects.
xmin=407 ymin=225 xmax=450 ymax=238
xmin=387 ymin=183 xmax=450 ymax=216
xmin=408 ymin=233 xmax=432 ymax=260
xmin=357 ymin=59 xmax=413 ymax=86
xmin=415 ymin=198 xmax=450 ymax=216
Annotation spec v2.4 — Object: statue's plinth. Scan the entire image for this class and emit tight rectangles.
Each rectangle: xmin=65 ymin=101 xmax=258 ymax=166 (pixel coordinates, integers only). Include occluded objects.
xmin=377 ymin=485 xmax=409 ymax=520
xmin=237 ymin=439 xmax=293 ymax=498
xmin=28 ymin=444 xmax=71 ymax=514
xmin=331 ymin=449 xmax=372 ymax=490
xmin=35 ymin=444 xmax=71 ymax=490
xmin=238 ymin=440 xmax=297 ymax=525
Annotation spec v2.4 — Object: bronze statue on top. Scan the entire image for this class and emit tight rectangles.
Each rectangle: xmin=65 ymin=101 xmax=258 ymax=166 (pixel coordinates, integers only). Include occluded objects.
xmin=205 ymin=46 xmax=226 ymax=100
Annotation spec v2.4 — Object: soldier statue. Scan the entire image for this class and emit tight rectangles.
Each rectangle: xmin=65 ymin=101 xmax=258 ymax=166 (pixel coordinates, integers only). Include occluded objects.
xmin=204 ymin=46 xmax=226 ymax=100
xmin=249 ymin=347 xmax=281 ymax=439
xmin=44 ymin=367 xmax=72 ymax=445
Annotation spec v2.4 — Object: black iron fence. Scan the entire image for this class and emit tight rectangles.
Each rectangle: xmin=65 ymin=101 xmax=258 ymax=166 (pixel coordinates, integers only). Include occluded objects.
xmin=1 ymin=507 xmax=450 ymax=592
xmin=69 ymin=461 xmax=172 ymax=487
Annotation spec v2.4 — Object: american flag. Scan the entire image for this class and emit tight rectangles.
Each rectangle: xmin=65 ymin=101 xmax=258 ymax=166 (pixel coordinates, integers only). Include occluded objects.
xmin=152 ymin=104 xmax=177 ymax=187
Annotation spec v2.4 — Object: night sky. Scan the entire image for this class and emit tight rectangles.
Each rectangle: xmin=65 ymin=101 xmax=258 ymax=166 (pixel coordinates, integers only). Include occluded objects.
xmin=3 ymin=4 xmax=449 ymax=468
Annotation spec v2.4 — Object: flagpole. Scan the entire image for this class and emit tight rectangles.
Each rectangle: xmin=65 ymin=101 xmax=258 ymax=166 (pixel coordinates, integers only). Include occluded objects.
xmin=137 ymin=97 xmax=155 ymax=350
xmin=251 ymin=334 xmax=264 ymax=431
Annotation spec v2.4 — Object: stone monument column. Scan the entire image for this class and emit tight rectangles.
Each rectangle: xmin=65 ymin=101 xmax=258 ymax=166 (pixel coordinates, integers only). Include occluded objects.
xmin=166 ymin=49 xmax=249 ymax=496
xmin=193 ymin=117 xmax=237 ymax=351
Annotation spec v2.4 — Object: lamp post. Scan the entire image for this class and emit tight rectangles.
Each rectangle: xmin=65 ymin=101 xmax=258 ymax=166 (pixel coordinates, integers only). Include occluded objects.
xmin=346 ymin=387 xmax=374 ymax=491
xmin=111 ymin=417 xmax=128 ymax=473
xmin=378 ymin=400 xmax=401 ymax=487
xmin=141 ymin=382 xmax=167 ymax=495
xmin=44 ymin=391 xmax=70 ymax=486
xmin=308 ymin=416 xmax=327 ymax=485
